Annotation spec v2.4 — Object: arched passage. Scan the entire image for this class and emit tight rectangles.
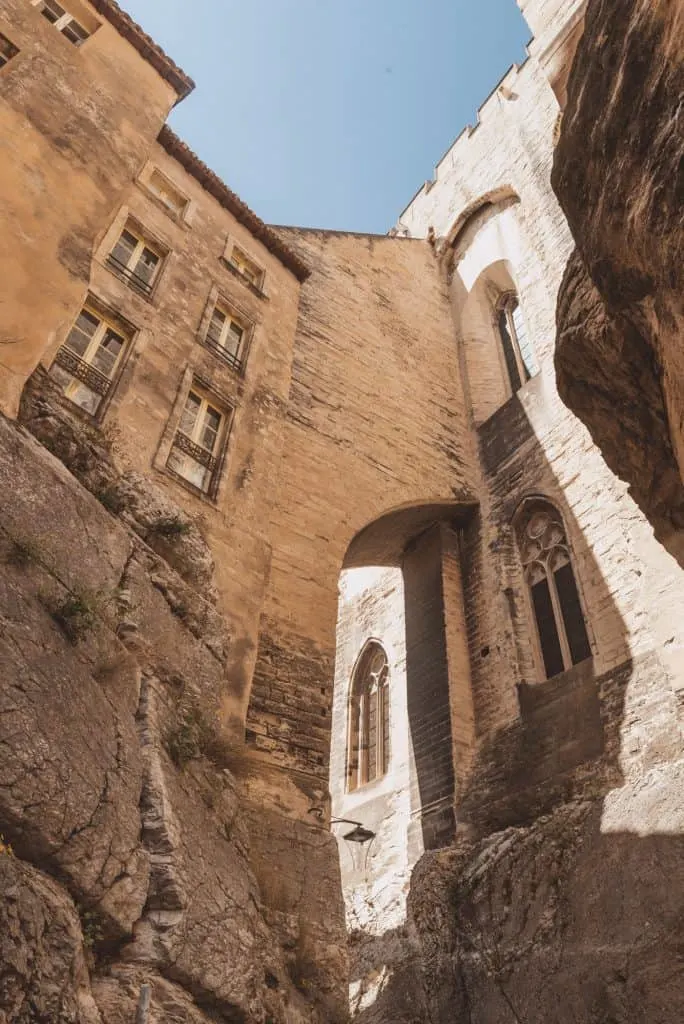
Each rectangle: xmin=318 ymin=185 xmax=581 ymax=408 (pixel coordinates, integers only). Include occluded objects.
xmin=330 ymin=500 xmax=477 ymax=939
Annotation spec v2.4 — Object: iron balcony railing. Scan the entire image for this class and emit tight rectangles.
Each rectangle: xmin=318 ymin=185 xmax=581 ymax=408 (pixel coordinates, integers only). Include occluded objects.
xmin=54 ymin=346 xmax=112 ymax=397
xmin=171 ymin=430 xmax=218 ymax=472
xmin=106 ymin=254 xmax=155 ymax=297
xmin=203 ymin=328 xmax=242 ymax=373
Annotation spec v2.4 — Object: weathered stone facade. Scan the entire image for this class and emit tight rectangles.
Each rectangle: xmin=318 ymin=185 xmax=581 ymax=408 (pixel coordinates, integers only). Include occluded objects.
xmin=0 ymin=0 xmax=682 ymax=1021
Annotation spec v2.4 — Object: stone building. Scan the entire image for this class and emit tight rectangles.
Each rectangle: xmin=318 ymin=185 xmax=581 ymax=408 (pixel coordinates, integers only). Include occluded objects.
xmin=0 ymin=1 xmax=682 ymax=1022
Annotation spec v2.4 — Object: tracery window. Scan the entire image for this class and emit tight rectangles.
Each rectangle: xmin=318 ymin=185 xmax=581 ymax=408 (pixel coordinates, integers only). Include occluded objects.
xmin=516 ymin=501 xmax=591 ymax=680
xmin=347 ymin=642 xmax=390 ymax=791
xmin=497 ymin=293 xmax=537 ymax=395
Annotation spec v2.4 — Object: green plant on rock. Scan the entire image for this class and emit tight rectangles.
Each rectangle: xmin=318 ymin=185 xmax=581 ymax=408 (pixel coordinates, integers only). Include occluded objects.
xmin=164 ymin=696 xmax=251 ymax=775
xmin=94 ymin=484 xmax=127 ymax=515
xmin=148 ymin=514 xmax=191 ymax=541
xmin=50 ymin=590 xmax=99 ymax=644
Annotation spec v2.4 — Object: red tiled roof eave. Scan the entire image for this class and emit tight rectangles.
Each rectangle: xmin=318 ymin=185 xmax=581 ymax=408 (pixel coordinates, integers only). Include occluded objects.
xmin=89 ymin=0 xmax=195 ymax=100
xmin=157 ymin=127 xmax=311 ymax=282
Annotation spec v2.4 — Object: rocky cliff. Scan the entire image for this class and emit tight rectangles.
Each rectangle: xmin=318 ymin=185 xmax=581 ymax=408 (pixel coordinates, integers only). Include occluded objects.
xmin=552 ymin=0 xmax=684 ymax=566
xmin=0 ymin=381 xmax=347 ymax=1023
xmin=405 ymin=769 xmax=684 ymax=1024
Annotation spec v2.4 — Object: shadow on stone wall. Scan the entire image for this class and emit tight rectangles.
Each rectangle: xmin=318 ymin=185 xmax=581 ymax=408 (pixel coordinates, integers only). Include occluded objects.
xmin=342 ymin=388 xmax=683 ymax=1022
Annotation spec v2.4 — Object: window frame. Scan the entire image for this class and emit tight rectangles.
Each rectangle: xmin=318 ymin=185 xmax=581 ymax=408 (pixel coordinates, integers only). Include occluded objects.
xmin=107 ymin=222 xmax=166 ymax=299
xmin=514 ymin=498 xmax=593 ymax=682
xmin=346 ymin=641 xmax=390 ymax=793
xmin=49 ymin=302 xmax=133 ymax=419
xmin=165 ymin=380 xmax=233 ymax=500
xmin=32 ymin=0 xmax=91 ymax=45
xmin=496 ymin=292 xmax=535 ymax=398
xmin=0 ymin=32 xmax=19 ymax=67
xmin=222 ymin=238 xmax=267 ymax=298
xmin=228 ymin=246 xmax=264 ymax=289
xmin=201 ymin=297 xmax=252 ymax=374
xmin=147 ymin=168 xmax=189 ymax=221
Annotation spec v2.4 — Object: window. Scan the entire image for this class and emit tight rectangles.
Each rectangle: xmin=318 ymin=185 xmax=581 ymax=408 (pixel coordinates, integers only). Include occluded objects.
xmin=148 ymin=169 xmax=188 ymax=219
xmin=33 ymin=0 xmax=90 ymax=45
xmin=347 ymin=642 xmax=390 ymax=792
xmin=227 ymin=247 xmax=263 ymax=290
xmin=107 ymin=225 xmax=164 ymax=297
xmin=204 ymin=302 xmax=247 ymax=372
xmin=497 ymin=293 xmax=537 ymax=395
xmin=50 ymin=305 xmax=129 ymax=415
xmin=167 ymin=388 xmax=229 ymax=495
xmin=0 ymin=33 xmax=19 ymax=67
xmin=516 ymin=501 xmax=592 ymax=680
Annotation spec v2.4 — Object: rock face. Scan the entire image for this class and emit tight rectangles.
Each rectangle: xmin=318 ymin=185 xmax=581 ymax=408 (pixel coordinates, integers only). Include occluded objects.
xmin=0 ymin=411 xmax=346 ymax=1023
xmin=553 ymin=0 xmax=684 ymax=566
xmin=405 ymin=764 xmax=684 ymax=1024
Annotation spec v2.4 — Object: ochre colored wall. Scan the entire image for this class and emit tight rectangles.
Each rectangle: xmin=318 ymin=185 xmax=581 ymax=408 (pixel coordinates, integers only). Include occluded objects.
xmin=0 ymin=0 xmax=178 ymax=417
xmin=248 ymin=229 xmax=477 ymax=779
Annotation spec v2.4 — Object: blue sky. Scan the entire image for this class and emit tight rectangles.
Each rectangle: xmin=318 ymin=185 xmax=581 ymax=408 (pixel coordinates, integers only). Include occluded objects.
xmin=122 ymin=0 xmax=529 ymax=233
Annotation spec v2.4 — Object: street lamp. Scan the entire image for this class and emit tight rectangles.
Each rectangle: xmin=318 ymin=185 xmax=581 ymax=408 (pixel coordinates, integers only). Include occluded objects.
xmin=308 ymin=808 xmax=376 ymax=845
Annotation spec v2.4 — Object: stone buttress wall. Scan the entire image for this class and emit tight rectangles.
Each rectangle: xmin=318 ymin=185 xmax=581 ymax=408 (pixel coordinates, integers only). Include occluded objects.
xmin=0 ymin=0 xmax=184 ymax=417
xmin=248 ymin=230 xmax=477 ymax=781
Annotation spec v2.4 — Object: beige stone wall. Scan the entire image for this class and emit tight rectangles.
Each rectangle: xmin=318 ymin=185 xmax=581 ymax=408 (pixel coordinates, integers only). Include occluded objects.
xmin=44 ymin=138 xmax=304 ymax=731
xmin=399 ymin=18 xmax=684 ymax=803
xmin=331 ymin=566 xmax=413 ymax=934
xmin=0 ymin=0 xmax=180 ymax=417
xmin=249 ymin=229 xmax=477 ymax=781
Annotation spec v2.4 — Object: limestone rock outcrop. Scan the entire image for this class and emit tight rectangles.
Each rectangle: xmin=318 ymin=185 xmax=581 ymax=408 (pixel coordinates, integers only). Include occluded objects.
xmin=553 ymin=0 xmax=684 ymax=566
xmin=405 ymin=766 xmax=684 ymax=1024
xmin=0 ymin=411 xmax=346 ymax=1023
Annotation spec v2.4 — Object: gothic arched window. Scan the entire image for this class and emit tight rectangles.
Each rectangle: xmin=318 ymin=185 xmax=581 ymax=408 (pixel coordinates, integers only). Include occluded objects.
xmin=347 ymin=642 xmax=390 ymax=792
xmin=516 ymin=501 xmax=592 ymax=680
xmin=497 ymin=293 xmax=537 ymax=395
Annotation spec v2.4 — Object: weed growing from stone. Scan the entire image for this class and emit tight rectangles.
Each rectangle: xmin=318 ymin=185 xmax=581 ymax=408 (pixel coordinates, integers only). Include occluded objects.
xmin=94 ymin=485 xmax=127 ymax=515
xmin=148 ymin=514 xmax=191 ymax=541
xmin=50 ymin=591 xmax=98 ymax=644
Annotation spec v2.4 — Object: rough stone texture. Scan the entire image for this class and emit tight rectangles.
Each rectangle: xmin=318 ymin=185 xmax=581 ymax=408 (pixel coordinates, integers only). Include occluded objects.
xmin=553 ymin=0 xmax=684 ymax=567
xmin=250 ymin=229 xmax=476 ymax=778
xmin=0 ymin=855 xmax=102 ymax=1024
xmin=0 ymin=0 xmax=180 ymax=418
xmin=406 ymin=764 xmax=684 ymax=1024
xmin=0 ymin=415 xmax=345 ymax=1023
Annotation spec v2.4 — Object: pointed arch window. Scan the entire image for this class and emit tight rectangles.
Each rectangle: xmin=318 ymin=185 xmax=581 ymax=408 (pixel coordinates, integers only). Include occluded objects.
xmin=497 ymin=293 xmax=537 ymax=395
xmin=347 ymin=642 xmax=390 ymax=792
xmin=516 ymin=501 xmax=591 ymax=680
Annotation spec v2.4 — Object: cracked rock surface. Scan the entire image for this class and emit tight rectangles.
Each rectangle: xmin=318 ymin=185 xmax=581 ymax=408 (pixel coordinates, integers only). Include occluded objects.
xmin=553 ymin=0 xmax=684 ymax=566
xmin=0 ymin=415 xmax=346 ymax=1023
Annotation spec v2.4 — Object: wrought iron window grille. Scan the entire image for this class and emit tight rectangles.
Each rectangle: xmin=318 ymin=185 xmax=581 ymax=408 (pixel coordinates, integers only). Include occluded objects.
xmin=54 ymin=346 xmax=112 ymax=397
xmin=106 ymin=253 xmax=155 ymax=297
xmin=171 ymin=430 xmax=218 ymax=472
xmin=203 ymin=328 xmax=243 ymax=373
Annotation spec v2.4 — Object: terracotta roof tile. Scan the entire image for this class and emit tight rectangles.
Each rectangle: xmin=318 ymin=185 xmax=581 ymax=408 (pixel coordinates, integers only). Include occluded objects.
xmin=158 ymin=127 xmax=311 ymax=282
xmin=90 ymin=0 xmax=194 ymax=100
